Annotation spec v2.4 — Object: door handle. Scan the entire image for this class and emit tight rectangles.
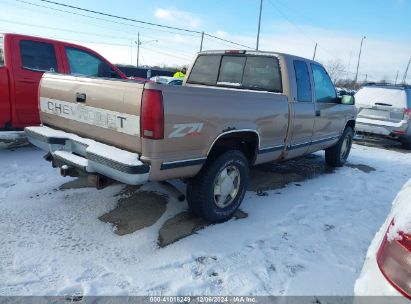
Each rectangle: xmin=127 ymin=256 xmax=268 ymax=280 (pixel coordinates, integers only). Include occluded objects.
xmin=76 ymin=92 xmax=86 ymax=103
xmin=315 ymin=110 xmax=321 ymax=117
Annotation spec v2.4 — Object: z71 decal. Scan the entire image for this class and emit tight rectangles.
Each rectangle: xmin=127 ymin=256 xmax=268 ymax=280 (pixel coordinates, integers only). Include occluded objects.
xmin=169 ymin=123 xmax=204 ymax=138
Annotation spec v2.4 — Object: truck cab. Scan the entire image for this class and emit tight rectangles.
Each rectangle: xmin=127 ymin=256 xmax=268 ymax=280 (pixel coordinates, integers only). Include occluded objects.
xmin=0 ymin=33 xmax=126 ymax=130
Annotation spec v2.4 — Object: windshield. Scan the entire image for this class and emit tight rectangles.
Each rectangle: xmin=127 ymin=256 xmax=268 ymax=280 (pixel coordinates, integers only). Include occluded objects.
xmin=187 ymin=54 xmax=283 ymax=93
xmin=0 ymin=36 xmax=4 ymax=66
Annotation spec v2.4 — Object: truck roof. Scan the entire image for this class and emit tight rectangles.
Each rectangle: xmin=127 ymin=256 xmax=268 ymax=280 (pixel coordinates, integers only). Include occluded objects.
xmin=1 ymin=32 xmax=105 ymax=55
xmin=2 ymin=33 xmax=68 ymax=45
xmin=198 ymin=50 xmax=319 ymax=65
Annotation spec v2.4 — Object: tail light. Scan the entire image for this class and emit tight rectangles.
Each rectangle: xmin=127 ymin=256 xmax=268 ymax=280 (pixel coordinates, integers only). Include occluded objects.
xmin=404 ymin=109 xmax=411 ymax=121
xmin=377 ymin=220 xmax=411 ymax=299
xmin=140 ymin=89 xmax=164 ymax=140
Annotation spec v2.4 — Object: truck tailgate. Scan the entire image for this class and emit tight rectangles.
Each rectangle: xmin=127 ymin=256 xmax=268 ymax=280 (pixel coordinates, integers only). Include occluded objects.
xmin=39 ymin=73 xmax=145 ymax=152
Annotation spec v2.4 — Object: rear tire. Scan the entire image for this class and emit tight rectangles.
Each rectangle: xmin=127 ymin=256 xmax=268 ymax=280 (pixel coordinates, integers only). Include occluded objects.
xmin=325 ymin=127 xmax=353 ymax=167
xmin=186 ymin=150 xmax=249 ymax=223
xmin=401 ymin=138 xmax=411 ymax=150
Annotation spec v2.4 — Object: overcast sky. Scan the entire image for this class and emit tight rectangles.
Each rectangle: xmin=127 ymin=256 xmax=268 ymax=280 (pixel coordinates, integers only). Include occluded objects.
xmin=1 ymin=0 xmax=410 ymax=82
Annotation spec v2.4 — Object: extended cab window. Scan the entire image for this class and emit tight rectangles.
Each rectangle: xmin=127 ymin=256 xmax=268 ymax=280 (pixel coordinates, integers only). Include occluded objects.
xmin=217 ymin=56 xmax=246 ymax=85
xmin=187 ymin=55 xmax=220 ymax=85
xmin=242 ymin=57 xmax=282 ymax=92
xmin=0 ymin=36 xmax=4 ymax=66
xmin=188 ymin=54 xmax=282 ymax=93
xmin=293 ymin=60 xmax=312 ymax=102
xmin=66 ymin=47 xmax=120 ymax=78
xmin=311 ymin=64 xmax=336 ymax=103
xmin=20 ymin=40 xmax=57 ymax=72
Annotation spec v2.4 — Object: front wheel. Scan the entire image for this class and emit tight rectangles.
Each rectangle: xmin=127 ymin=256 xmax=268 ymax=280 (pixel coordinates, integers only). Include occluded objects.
xmin=325 ymin=127 xmax=353 ymax=167
xmin=186 ymin=150 xmax=249 ymax=223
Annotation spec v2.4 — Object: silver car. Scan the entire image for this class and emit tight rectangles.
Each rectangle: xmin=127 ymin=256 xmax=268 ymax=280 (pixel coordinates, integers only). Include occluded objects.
xmin=355 ymin=84 xmax=411 ymax=149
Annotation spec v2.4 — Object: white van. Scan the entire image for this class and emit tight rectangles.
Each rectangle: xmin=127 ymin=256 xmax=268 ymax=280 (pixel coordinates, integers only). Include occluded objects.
xmin=355 ymin=84 xmax=411 ymax=149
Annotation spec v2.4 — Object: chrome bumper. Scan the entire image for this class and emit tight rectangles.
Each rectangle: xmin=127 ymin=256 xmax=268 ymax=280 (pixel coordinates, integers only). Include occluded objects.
xmin=25 ymin=126 xmax=150 ymax=185
xmin=356 ymin=117 xmax=409 ymax=137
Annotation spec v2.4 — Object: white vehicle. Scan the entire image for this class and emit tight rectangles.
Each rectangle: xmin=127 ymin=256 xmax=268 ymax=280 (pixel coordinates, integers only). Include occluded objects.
xmin=355 ymin=84 xmax=411 ymax=149
xmin=355 ymin=179 xmax=411 ymax=299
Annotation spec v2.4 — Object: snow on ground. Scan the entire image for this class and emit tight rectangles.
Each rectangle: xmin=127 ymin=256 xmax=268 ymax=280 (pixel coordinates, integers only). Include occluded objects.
xmin=1 ymin=143 xmax=411 ymax=296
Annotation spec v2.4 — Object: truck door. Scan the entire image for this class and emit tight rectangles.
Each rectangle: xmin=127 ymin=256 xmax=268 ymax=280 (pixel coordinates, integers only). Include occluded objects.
xmin=286 ymin=60 xmax=315 ymax=158
xmin=307 ymin=63 xmax=345 ymax=153
xmin=10 ymin=37 xmax=64 ymax=127
xmin=0 ymin=35 xmax=10 ymax=129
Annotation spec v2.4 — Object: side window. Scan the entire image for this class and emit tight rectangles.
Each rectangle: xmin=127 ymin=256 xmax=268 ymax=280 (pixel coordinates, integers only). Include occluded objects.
xmin=65 ymin=47 xmax=120 ymax=78
xmin=0 ymin=36 xmax=4 ymax=66
xmin=293 ymin=60 xmax=312 ymax=102
xmin=311 ymin=64 xmax=337 ymax=103
xmin=242 ymin=56 xmax=282 ymax=92
xmin=217 ymin=56 xmax=246 ymax=85
xmin=187 ymin=55 xmax=221 ymax=85
xmin=20 ymin=40 xmax=57 ymax=72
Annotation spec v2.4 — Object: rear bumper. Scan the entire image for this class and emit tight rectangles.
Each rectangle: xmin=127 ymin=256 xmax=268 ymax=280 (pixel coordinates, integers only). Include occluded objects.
xmin=25 ymin=126 xmax=150 ymax=185
xmin=356 ymin=117 xmax=410 ymax=138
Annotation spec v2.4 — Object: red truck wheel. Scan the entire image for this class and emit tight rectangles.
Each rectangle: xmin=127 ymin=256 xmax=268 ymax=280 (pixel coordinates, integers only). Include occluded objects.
xmin=186 ymin=150 xmax=249 ymax=223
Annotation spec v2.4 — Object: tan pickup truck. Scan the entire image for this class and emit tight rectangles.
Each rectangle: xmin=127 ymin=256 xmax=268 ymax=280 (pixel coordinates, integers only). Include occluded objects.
xmin=25 ymin=50 xmax=356 ymax=222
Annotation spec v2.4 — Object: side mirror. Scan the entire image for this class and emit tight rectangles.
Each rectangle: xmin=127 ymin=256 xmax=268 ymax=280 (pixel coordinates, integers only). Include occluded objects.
xmin=341 ymin=95 xmax=355 ymax=105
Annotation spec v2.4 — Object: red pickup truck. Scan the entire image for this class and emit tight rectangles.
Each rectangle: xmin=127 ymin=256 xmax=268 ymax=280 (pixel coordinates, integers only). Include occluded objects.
xmin=0 ymin=33 xmax=127 ymax=130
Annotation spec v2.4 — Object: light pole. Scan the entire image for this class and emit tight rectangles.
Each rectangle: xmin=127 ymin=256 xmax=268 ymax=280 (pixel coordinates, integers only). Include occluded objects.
xmin=200 ymin=31 xmax=205 ymax=52
xmin=256 ymin=0 xmax=263 ymax=50
xmin=402 ymin=57 xmax=411 ymax=84
xmin=354 ymin=36 xmax=366 ymax=84
xmin=134 ymin=32 xmax=158 ymax=67
xmin=312 ymin=42 xmax=317 ymax=60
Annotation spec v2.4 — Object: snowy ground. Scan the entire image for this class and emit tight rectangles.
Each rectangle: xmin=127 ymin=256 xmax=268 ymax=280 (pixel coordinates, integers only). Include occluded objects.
xmin=1 ymin=143 xmax=411 ymax=296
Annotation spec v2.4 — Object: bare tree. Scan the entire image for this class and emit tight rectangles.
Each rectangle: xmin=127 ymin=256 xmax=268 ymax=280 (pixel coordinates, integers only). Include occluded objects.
xmin=324 ymin=59 xmax=347 ymax=84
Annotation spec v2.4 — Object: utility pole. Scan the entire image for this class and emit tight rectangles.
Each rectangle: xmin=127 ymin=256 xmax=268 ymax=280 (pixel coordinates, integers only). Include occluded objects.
xmin=312 ymin=43 xmax=317 ymax=60
xmin=395 ymin=70 xmax=399 ymax=85
xmin=402 ymin=57 xmax=411 ymax=84
xmin=200 ymin=32 xmax=204 ymax=52
xmin=130 ymin=41 xmax=133 ymax=65
xmin=136 ymin=32 xmax=140 ymax=67
xmin=256 ymin=0 xmax=263 ymax=50
xmin=134 ymin=34 xmax=158 ymax=68
xmin=354 ymin=36 xmax=366 ymax=84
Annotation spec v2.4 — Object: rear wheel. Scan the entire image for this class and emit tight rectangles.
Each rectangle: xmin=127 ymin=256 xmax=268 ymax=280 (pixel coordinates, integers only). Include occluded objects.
xmin=325 ymin=127 xmax=353 ymax=167
xmin=186 ymin=150 xmax=249 ymax=223
xmin=401 ymin=138 xmax=411 ymax=150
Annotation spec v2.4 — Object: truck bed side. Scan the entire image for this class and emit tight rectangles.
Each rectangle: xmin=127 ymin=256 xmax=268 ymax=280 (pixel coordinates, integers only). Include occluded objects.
xmin=143 ymin=82 xmax=289 ymax=180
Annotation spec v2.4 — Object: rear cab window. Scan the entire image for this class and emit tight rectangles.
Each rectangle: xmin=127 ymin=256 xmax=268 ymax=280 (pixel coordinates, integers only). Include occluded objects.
xmin=20 ymin=40 xmax=57 ymax=72
xmin=187 ymin=53 xmax=283 ymax=93
xmin=293 ymin=60 xmax=312 ymax=102
xmin=65 ymin=47 xmax=121 ymax=78
xmin=0 ymin=35 xmax=4 ymax=66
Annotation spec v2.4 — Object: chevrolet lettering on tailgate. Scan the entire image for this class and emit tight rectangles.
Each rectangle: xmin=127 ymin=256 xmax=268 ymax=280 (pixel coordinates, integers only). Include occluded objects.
xmin=40 ymin=97 xmax=140 ymax=136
